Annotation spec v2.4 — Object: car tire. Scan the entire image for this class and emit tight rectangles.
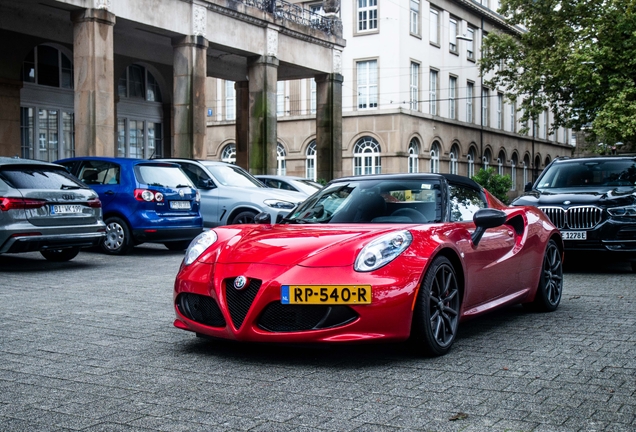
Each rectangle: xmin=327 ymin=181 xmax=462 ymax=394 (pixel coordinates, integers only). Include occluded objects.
xmin=230 ymin=210 xmax=257 ymax=225
xmin=411 ymin=255 xmax=461 ymax=356
xmin=40 ymin=247 xmax=81 ymax=262
xmin=102 ymin=217 xmax=133 ymax=255
xmin=526 ymin=239 xmax=563 ymax=312
xmin=164 ymin=240 xmax=191 ymax=251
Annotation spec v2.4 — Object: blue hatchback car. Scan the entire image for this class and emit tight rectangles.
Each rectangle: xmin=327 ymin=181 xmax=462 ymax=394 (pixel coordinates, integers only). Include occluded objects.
xmin=56 ymin=157 xmax=203 ymax=255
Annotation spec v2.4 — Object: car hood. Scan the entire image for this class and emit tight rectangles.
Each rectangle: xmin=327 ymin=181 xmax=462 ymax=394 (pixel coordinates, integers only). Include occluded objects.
xmin=513 ymin=186 xmax=636 ymax=208
xmin=206 ymin=225 xmax=403 ymax=267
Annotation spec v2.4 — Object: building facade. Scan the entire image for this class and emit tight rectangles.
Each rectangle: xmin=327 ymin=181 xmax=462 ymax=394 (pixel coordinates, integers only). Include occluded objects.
xmin=206 ymin=0 xmax=575 ymax=197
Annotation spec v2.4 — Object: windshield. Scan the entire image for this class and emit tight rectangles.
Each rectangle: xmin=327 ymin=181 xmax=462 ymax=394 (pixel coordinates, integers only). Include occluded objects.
xmin=205 ymin=164 xmax=264 ymax=188
xmin=135 ymin=165 xmax=194 ymax=188
xmin=537 ymin=159 xmax=636 ymax=189
xmin=286 ymin=179 xmax=441 ymax=224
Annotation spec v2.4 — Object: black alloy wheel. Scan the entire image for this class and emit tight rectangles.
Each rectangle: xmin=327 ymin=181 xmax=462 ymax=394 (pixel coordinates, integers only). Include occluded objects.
xmin=412 ymin=256 xmax=461 ymax=356
xmin=231 ymin=210 xmax=257 ymax=225
xmin=40 ymin=247 xmax=81 ymax=262
xmin=527 ymin=239 xmax=563 ymax=312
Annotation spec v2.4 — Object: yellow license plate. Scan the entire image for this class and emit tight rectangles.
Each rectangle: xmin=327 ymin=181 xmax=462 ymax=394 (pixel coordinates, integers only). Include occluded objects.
xmin=281 ymin=285 xmax=371 ymax=305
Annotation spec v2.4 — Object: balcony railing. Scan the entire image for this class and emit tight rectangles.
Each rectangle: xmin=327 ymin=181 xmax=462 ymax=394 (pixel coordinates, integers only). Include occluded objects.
xmin=237 ymin=0 xmax=343 ymax=36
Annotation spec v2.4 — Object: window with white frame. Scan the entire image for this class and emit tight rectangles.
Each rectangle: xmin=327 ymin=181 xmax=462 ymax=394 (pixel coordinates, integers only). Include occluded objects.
xmin=353 ymin=137 xmax=381 ymax=175
xmin=430 ymin=141 xmax=441 ymax=173
xmin=306 ymin=140 xmax=316 ymax=180
xmin=408 ymin=138 xmax=419 ymax=173
xmin=277 ymin=142 xmax=287 ymax=175
xmin=309 ymin=3 xmax=325 ymax=25
xmin=357 ymin=60 xmax=378 ymax=109
xmin=497 ymin=93 xmax=503 ymax=129
xmin=467 ymin=148 xmax=476 ymax=177
xmin=509 ymin=100 xmax=516 ymax=133
xmin=357 ymin=0 xmax=378 ymax=32
xmin=497 ymin=150 xmax=505 ymax=175
xmin=542 ymin=110 xmax=548 ymax=139
xmin=510 ymin=153 xmax=518 ymax=190
xmin=523 ymin=155 xmax=530 ymax=186
xmin=449 ymin=76 xmax=457 ymax=119
xmin=225 ymin=80 xmax=235 ymax=121
xmin=277 ymin=81 xmax=285 ymax=116
xmin=466 ymin=27 xmax=475 ymax=60
xmin=483 ymin=148 xmax=491 ymax=169
xmin=310 ymin=79 xmax=316 ymax=114
xmin=449 ymin=18 xmax=458 ymax=53
xmin=221 ymin=143 xmax=236 ymax=164
xmin=429 ymin=69 xmax=438 ymax=115
xmin=482 ymin=88 xmax=489 ymax=127
xmin=117 ymin=119 xmax=162 ymax=159
xmin=429 ymin=8 xmax=439 ymax=45
xmin=449 ymin=145 xmax=459 ymax=175
xmin=467 ymin=81 xmax=474 ymax=123
xmin=410 ymin=62 xmax=419 ymax=110
xmin=410 ymin=0 xmax=419 ymax=35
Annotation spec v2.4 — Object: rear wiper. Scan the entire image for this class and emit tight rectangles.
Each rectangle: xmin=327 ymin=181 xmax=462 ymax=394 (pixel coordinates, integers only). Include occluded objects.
xmin=61 ymin=184 xmax=81 ymax=190
xmin=175 ymin=184 xmax=191 ymax=188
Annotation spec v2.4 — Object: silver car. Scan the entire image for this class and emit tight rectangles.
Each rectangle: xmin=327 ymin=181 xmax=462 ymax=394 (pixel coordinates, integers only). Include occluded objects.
xmin=158 ymin=159 xmax=306 ymax=227
xmin=0 ymin=157 xmax=106 ymax=261
xmin=255 ymin=175 xmax=323 ymax=196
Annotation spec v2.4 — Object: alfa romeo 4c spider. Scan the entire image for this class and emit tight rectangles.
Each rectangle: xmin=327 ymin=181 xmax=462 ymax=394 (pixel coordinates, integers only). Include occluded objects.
xmin=173 ymin=173 xmax=563 ymax=356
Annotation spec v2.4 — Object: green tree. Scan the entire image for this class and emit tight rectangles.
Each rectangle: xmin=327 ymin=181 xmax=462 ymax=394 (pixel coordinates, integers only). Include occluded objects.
xmin=479 ymin=0 xmax=636 ymax=149
xmin=472 ymin=168 xmax=512 ymax=204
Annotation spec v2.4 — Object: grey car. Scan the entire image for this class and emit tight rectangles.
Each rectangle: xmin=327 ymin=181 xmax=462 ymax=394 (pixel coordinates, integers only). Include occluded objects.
xmin=157 ymin=159 xmax=306 ymax=227
xmin=0 ymin=157 xmax=106 ymax=261
xmin=255 ymin=175 xmax=323 ymax=196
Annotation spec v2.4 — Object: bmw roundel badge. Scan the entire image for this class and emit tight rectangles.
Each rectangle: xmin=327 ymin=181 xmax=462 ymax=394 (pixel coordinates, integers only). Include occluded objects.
xmin=234 ymin=276 xmax=247 ymax=290
xmin=563 ymin=200 xmax=571 ymax=205
xmin=179 ymin=190 xmax=185 ymax=197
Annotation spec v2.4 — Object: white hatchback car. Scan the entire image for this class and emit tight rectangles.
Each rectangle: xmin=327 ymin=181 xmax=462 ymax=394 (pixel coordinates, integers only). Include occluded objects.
xmin=158 ymin=159 xmax=306 ymax=227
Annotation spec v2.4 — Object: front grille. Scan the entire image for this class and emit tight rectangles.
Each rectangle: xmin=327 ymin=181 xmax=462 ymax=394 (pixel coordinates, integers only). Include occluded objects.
xmin=225 ymin=277 xmax=262 ymax=330
xmin=257 ymin=303 xmax=358 ymax=332
xmin=177 ymin=293 xmax=226 ymax=327
xmin=539 ymin=206 xmax=603 ymax=230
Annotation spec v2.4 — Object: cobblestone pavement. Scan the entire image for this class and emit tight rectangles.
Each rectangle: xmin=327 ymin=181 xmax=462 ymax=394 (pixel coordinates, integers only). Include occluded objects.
xmin=0 ymin=245 xmax=634 ymax=432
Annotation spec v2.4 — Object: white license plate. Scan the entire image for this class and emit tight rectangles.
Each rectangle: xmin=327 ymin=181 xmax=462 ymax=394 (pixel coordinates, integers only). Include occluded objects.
xmin=170 ymin=201 xmax=191 ymax=210
xmin=562 ymin=231 xmax=587 ymax=240
xmin=51 ymin=204 xmax=83 ymax=214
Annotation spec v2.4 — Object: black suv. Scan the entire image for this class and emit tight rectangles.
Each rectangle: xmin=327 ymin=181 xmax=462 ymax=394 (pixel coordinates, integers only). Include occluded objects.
xmin=512 ymin=156 xmax=636 ymax=271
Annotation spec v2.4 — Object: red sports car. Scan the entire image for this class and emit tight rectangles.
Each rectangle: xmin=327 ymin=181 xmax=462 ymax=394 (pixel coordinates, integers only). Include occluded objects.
xmin=173 ymin=173 xmax=563 ymax=356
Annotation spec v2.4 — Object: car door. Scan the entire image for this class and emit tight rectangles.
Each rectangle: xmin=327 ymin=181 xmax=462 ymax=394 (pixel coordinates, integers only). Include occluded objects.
xmin=76 ymin=161 xmax=122 ymax=210
xmin=173 ymin=161 xmax=220 ymax=227
xmin=448 ymin=184 xmax=517 ymax=309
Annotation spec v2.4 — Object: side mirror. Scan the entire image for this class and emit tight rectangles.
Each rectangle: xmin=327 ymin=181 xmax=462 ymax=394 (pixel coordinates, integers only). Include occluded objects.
xmin=254 ymin=212 xmax=272 ymax=224
xmin=524 ymin=182 xmax=533 ymax=192
xmin=198 ymin=178 xmax=216 ymax=189
xmin=472 ymin=208 xmax=507 ymax=247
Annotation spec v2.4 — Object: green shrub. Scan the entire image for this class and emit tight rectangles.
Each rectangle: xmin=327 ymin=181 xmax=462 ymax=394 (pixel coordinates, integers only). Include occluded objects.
xmin=471 ymin=168 xmax=512 ymax=205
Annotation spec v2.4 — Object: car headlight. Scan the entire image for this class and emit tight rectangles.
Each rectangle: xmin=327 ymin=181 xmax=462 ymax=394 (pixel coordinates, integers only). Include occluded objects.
xmin=264 ymin=199 xmax=296 ymax=209
xmin=608 ymin=205 xmax=636 ymax=217
xmin=354 ymin=230 xmax=413 ymax=272
xmin=184 ymin=230 xmax=218 ymax=265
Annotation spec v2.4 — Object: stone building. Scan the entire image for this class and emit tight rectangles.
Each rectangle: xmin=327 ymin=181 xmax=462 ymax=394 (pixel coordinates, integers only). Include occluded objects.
xmin=206 ymin=0 xmax=575 ymax=197
xmin=0 ymin=0 xmax=345 ymax=179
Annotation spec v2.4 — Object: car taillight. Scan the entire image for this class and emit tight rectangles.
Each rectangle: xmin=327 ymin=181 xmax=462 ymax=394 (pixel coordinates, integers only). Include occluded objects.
xmin=0 ymin=197 xmax=47 ymax=211
xmin=86 ymin=199 xmax=102 ymax=208
xmin=134 ymin=189 xmax=164 ymax=202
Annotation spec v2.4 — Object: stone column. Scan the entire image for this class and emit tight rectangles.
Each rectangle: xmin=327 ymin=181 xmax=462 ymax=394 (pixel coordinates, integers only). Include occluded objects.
xmin=172 ymin=35 xmax=208 ymax=159
xmin=247 ymin=55 xmax=278 ymax=175
xmin=315 ymin=73 xmax=343 ymax=181
xmin=235 ymin=81 xmax=249 ymax=169
xmin=71 ymin=8 xmax=115 ymax=156
xmin=0 ymin=79 xmax=22 ymax=157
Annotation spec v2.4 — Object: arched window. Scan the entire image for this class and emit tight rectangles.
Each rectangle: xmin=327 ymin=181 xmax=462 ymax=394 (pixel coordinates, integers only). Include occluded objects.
xmin=467 ymin=147 xmax=476 ymax=178
xmin=20 ymin=45 xmax=75 ymax=161
xmin=408 ymin=138 xmax=419 ymax=173
xmin=523 ymin=154 xmax=530 ymax=186
xmin=306 ymin=141 xmax=317 ymax=180
xmin=483 ymin=148 xmax=492 ymax=170
xmin=511 ymin=153 xmax=518 ymax=190
xmin=449 ymin=144 xmax=459 ymax=175
xmin=277 ymin=142 xmax=287 ymax=176
xmin=430 ymin=141 xmax=440 ymax=173
xmin=117 ymin=64 xmax=164 ymax=158
xmin=497 ymin=150 xmax=506 ymax=175
xmin=544 ymin=155 xmax=551 ymax=167
xmin=353 ymin=137 xmax=381 ymax=175
xmin=221 ymin=143 xmax=236 ymax=164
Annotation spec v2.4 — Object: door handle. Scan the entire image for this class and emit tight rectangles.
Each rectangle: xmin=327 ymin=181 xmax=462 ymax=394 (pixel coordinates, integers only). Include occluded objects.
xmin=105 ymin=190 xmax=115 ymax=195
